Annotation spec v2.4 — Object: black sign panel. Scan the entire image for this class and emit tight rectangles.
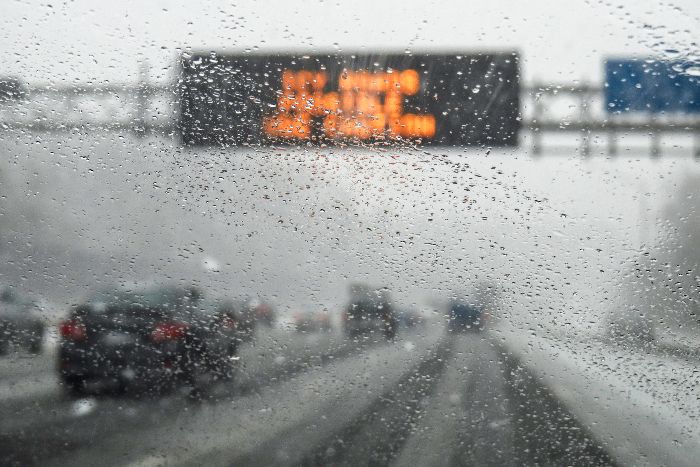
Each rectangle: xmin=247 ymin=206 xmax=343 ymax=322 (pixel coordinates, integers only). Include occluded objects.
xmin=179 ymin=52 xmax=520 ymax=146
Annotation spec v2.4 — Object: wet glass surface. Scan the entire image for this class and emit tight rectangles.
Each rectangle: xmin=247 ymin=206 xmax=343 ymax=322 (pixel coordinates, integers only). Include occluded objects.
xmin=0 ymin=1 xmax=699 ymax=466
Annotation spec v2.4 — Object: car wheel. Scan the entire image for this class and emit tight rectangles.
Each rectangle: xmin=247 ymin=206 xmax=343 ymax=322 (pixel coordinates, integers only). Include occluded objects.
xmin=62 ymin=376 xmax=86 ymax=397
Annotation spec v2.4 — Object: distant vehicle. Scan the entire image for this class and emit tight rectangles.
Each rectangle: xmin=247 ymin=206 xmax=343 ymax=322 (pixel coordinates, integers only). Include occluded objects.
xmin=293 ymin=311 xmax=318 ymax=333
xmin=293 ymin=311 xmax=332 ymax=333
xmin=58 ymin=285 xmax=240 ymax=396
xmin=343 ymin=286 xmax=397 ymax=340
xmin=0 ymin=288 xmax=45 ymax=355
xmin=253 ymin=300 xmax=275 ymax=327
xmin=397 ymin=308 xmax=425 ymax=328
xmin=315 ymin=311 xmax=333 ymax=332
xmin=447 ymin=301 xmax=483 ymax=332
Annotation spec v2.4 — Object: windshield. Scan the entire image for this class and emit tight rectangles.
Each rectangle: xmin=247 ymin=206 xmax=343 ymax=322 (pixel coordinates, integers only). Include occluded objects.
xmin=1 ymin=1 xmax=699 ymax=466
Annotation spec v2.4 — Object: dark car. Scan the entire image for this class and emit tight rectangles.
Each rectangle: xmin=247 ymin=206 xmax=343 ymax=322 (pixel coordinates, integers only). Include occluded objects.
xmin=0 ymin=288 xmax=45 ymax=355
xmin=343 ymin=287 xmax=397 ymax=340
xmin=58 ymin=286 xmax=240 ymax=396
xmin=447 ymin=301 xmax=483 ymax=332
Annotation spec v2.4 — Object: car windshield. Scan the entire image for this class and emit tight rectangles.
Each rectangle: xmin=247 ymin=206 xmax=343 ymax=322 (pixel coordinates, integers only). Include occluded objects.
xmin=1 ymin=1 xmax=699 ymax=466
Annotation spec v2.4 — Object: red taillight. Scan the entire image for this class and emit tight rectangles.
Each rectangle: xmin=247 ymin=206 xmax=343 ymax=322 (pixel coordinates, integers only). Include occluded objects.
xmin=150 ymin=322 xmax=189 ymax=343
xmin=59 ymin=320 xmax=86 ymax=341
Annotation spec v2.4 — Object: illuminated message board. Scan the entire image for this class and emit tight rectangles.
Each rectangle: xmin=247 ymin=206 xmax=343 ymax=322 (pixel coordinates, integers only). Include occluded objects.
xmin=179 ymin=53 xmax=520 ymax=146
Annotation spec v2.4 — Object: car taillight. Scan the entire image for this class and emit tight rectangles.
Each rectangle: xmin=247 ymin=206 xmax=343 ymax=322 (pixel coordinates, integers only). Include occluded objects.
xmin=151 ymin=322 xmax=189 ymax=343
xmin=59 ymin=320 xmax=86 ymax=341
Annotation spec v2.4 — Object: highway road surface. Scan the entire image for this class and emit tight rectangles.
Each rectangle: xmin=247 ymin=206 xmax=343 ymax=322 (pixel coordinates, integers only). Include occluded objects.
xmin=0 ymin=324 xmax=626 ymax=466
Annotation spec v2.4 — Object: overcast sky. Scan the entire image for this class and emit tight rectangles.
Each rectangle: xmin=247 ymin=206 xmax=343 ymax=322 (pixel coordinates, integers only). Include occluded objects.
xmin=1 ymin=0 xmax=698 ymax=85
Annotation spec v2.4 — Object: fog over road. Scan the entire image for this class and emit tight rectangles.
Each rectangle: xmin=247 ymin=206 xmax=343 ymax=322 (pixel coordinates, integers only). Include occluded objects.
xmin=2 ymin=132 xmax=697 ymax=331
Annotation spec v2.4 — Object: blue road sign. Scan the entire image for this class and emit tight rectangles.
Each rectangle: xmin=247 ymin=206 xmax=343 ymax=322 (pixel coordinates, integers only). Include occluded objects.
xmin=605 ymin=59 xmax=700 ymax=114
